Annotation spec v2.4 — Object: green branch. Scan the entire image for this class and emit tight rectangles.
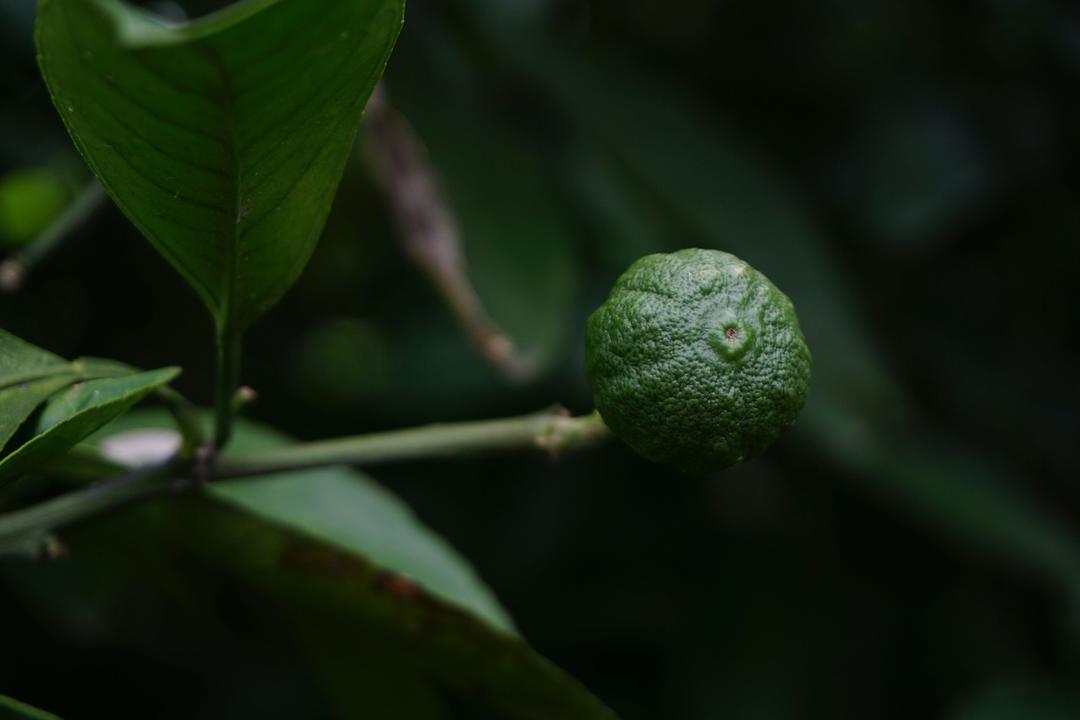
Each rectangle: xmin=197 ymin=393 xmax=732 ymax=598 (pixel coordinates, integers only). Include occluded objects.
xmin=0 ymin=462 xmax=179 ymax=556
xmin=0 ymin=181 xmax=106 ymax=293
xmin=0 ymin=408 xmax=611 ymax=553
xmin=215 ymin=408 xmax=611 ymax=479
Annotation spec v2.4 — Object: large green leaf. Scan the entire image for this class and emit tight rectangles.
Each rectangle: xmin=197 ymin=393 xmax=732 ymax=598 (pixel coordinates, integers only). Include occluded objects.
xmin=0 ymin=695 xmax=61 ymax=720
xmin=89 ymin=411 xmax=616 ymax=719
xmin=0 ymin=330 xmax=179 ymax=484
xmin=35 ymin=0 xmax=404 ymax=332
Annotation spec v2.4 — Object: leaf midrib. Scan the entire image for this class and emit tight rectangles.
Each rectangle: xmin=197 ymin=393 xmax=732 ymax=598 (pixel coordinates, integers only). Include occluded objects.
xmin=0 ymin=368 xmax=78 ymax=391
xmin=202 ymin=45 xmax=241 ymax=336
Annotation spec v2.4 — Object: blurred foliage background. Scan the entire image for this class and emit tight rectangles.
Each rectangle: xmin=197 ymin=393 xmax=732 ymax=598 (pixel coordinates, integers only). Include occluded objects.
xmin=3 ymin=0 xmax=1080 ymax=717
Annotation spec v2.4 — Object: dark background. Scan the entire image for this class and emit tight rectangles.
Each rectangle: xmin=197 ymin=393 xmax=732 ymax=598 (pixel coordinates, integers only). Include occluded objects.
xmin=2 ymin=0 xmax=1080 ymax=717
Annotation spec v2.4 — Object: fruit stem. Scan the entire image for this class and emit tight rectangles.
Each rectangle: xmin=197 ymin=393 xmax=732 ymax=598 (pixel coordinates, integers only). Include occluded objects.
xmin=0 ymin=409 xmax=611 ymax=551
xmin=214 ymin=407 xmax=612 ymax=479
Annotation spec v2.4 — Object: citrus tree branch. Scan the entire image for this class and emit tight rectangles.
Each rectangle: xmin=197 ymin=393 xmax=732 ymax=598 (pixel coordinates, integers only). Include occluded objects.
xmin=215 ymin=407 xmax=611 ymax=480
xmin=0 ymin=408 xmax=611 ymax=553
xmin=0 ymin=461 xmax=180 ymax=556
xmin=0 ymin=181 xmax=106 ymax=293
xmin=362 ymin=85 xmax=533 ymax=381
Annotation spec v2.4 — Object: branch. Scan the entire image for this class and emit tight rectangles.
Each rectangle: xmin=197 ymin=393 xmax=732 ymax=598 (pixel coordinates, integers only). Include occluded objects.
xmin=0 ymin=181 xmax=106 ymax=293
xmin=215 ymin=407 xmax=611 ymax=480
xmin=0 ymin=461 xmax=180 ymax=557
xmin=362 ymin=85 xmax=534 ymax=381
xmin=0 ymin=408 xmax=611 ymax=553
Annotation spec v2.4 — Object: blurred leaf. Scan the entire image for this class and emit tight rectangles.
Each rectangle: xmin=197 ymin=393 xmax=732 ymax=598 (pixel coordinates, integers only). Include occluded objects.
xmin=0 ymin=169 xmax=69 ymax=248
xmin=291 ymin=620 xmax=448 ymax=719
xmin=0 ymin=694 xmax=61 ymax=720
xmin=0 ymin=329 xmax=179 ymax=483
xmin=949 ymin=683 xmax=1080 ymax=720
xmin=836 ymin=100 xmax=991 ymax=251
xmin=292 ymin=317 xmax=391 ymax=412
xmin=88 ymin=411 xmax=616 ymax=719
xmin=387 ymin=40 xmax=582 ymax=378
xmin=35 ymin=0 xmax=403 ymax=332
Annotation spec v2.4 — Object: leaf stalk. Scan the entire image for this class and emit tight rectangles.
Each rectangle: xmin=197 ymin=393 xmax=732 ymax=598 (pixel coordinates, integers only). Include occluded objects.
xmin=213 ymin=325 xmax=242 ymax=450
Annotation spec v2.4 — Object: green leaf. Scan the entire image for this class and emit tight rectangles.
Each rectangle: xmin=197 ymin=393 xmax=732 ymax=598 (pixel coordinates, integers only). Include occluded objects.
xmin=35 ymin=0 xmax=404 ymax=332
xmin=0 ymin=329 xmax=69 ymax=384
xmin=0 ymin=694 xmax=61 ymax=720
xmin=211 ymin=424 xmax=514 ymax=634
xmin=0 ymin=330 xmax=77 ymax=451
xmin=89 ymin=411 xmax=616 ymax=719
xmin=0 ymin=368 xmax=179 ymax=483
xmin=0 ymin=332 xmax=179 ymax=483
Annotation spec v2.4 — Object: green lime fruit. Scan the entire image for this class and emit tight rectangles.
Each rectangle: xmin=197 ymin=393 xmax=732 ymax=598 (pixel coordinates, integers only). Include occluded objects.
xmin=585 ymin=248 xmax=811 ymax=473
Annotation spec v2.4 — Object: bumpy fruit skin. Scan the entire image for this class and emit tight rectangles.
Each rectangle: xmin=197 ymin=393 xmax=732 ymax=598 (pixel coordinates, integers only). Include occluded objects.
xmin=585 ymin=248 xmax=811 ymax=473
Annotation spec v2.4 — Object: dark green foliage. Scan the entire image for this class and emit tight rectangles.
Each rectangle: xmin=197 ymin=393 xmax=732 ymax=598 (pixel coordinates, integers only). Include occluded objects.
xmin=0 ymin=694 xmax=60 ymax=720
xmin=2 ymin=0 xmax=1079 ymax=718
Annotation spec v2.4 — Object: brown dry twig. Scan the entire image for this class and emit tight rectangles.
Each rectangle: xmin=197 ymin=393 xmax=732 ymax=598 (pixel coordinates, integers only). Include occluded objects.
xmin=362 ymin=84 xmax=534 ymax=381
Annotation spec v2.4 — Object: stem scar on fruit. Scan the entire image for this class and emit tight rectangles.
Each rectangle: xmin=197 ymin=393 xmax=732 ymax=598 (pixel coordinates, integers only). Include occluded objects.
xmin=584 ymin=248 xmax=811 ymax=473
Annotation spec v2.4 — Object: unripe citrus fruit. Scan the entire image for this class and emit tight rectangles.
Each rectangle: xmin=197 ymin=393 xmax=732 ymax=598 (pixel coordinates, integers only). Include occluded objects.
xmin=585 ymin=248 xmax=811 ymax=473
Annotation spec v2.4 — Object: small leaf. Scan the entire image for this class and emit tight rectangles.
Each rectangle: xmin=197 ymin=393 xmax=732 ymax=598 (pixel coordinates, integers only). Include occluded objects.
xmin=0 ymin=329 xmax=77 ymax=450
xmin=0 ymin=332 xmax=179 ymax=483
xmin=0 ymin=694 xmax=61 ymax=720
xmin=35 ymin=0 xmax=405 ymax=332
